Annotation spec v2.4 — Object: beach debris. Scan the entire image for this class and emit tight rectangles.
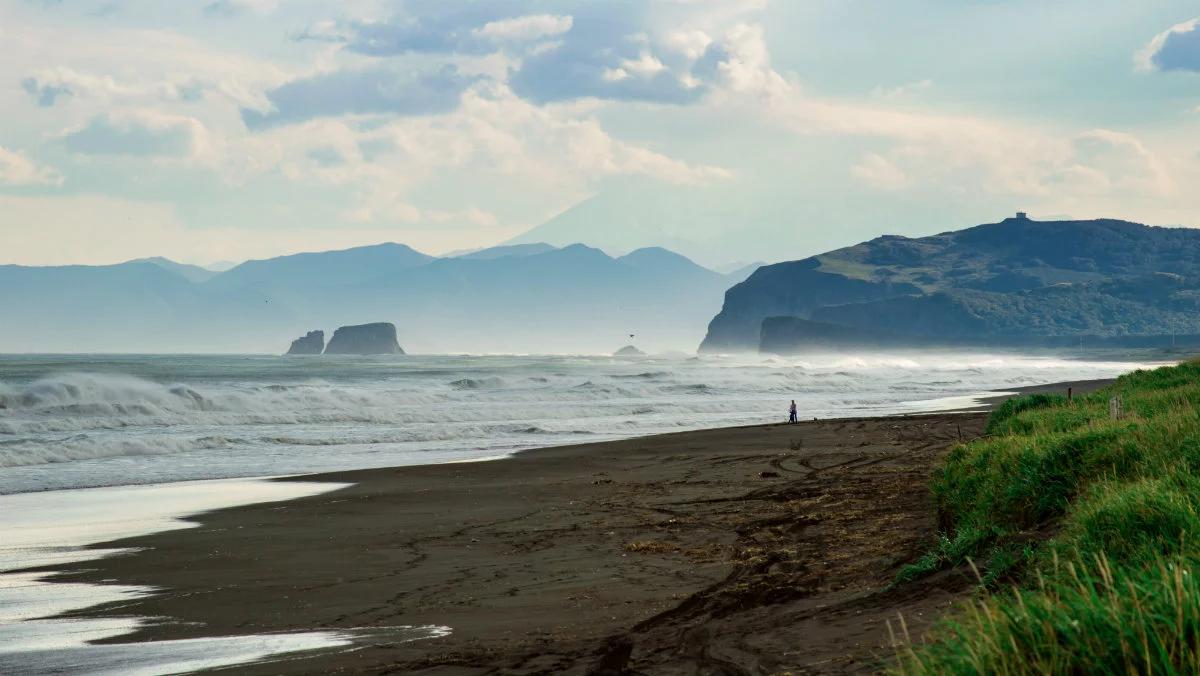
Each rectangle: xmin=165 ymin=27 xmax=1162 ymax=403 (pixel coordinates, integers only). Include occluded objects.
xmin=624 ymin=540 xmax=680 ymax=554
xmin=759 ymin=471 xmax=781 ymax=479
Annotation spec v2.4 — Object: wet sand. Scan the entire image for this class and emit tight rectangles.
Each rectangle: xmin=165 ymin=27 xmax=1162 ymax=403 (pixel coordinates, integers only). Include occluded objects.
xmin=46 ymin=380 xmax=1105 ymax=674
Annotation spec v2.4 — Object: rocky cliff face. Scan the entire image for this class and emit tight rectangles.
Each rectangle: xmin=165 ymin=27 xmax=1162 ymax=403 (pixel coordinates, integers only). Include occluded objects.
xmin=324 ymin=323 xmax=404 ymax=355
xmin=700 ymin=217 xmax=1200 ymax=353
xmin=285 ymin=330 xmax=325 ymax=355
xmin=699 ymin=258 xmax=919 ymax=353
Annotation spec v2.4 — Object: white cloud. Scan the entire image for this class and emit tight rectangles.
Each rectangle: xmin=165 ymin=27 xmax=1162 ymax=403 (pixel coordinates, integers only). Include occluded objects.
xmin=472 ymin=14 xmax=573 ymax=42
xmin=1135 ymin=18 xmax=1199 ymax=72
xmin=663 ymin=29 xmax=713 ymax=60
xmin=0 ymin=146 xmax=61 ymax=186
xmin=709 ymin=23 xmax=793 ymax=102
xmin=61 ymin=110 xmax=214 ymax=161
xmin=621 ymin=52 xmax=668 ymax=78
xmin=22 ymin=67 xmax=209 ymax=107
xmin=851 ymin=153 xmax=908 ymax=190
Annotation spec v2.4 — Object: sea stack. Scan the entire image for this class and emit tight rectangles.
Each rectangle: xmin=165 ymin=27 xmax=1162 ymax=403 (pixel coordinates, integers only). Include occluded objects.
xmin=324 ymin=322 xmax=405 ymax=355
xmin=614 ymin=345 xmax=646 ymax=357
xmin=285 ymin=330 xmax=324 ymax=355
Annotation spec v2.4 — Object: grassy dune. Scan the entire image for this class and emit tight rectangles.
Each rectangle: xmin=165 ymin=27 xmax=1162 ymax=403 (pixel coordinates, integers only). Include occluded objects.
xmin=897 ymin=360 xmax=1200 ymax=674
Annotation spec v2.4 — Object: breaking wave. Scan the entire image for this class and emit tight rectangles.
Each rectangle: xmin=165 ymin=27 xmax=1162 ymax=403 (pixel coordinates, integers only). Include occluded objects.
xmin=0 ymin=352 xmax=1151 ymax=490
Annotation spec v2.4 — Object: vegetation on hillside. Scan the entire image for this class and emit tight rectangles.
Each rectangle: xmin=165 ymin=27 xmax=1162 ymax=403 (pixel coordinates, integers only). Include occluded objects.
xmin=895 ymin=360 xmax=1200 ymax=674
xmin=704 ymin=218 xmax=1200 ymax=351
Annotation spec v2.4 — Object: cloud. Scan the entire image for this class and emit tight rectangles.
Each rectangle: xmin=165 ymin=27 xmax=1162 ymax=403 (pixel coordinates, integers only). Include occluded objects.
xmin=472 ymin=14 xmax=573 ymax=42
xmin=19 ymin=65 xmax=270 ymax=111
xmin=340 ymin=4 xmax=515 ymax=56
xmin=242 ymin=65 xmax=478 ymax=129
xmin=0 ymin=146 xmax=62 ymax=186
xmin=699 ymin=23 xmax=791 ymax=102
xmin=203 ymin=0 xmax=278 ymax=18
xmin=0 ymin=193 xmax=509 ymax=265
xmin=324 ymin=2 xmax=766 ymax=105
xmin=21 ymin=76 xmax=71 ymax=106
xmin=509 ymin=17 xmax=786 ymax=105
xmin=1137 ymin=18 xmax=1200 ymax=72
xmin=62 ymin=111 xmax=211 ymax=158
xmin=509 ymin=11 xmax=706 ymax=104
xmin=1048 ymin=129 xmax=1174 ymax=198
xmin=872 ymin=79 xmax=934 ymax=100
xmin=345 ymin=195 xmax=500 ymax=229
xmin=851 ymin=153 xmax=909 ymax=190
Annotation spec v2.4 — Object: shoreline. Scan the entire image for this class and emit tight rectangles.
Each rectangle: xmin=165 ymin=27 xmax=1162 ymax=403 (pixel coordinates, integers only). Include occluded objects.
xmin=29 ymin=378 xmax=1114 ymax=674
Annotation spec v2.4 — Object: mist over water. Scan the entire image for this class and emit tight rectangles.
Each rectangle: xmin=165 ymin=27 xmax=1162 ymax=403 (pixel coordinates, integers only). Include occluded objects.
xmin=0 ymin=352 xmax=1150 ymax=495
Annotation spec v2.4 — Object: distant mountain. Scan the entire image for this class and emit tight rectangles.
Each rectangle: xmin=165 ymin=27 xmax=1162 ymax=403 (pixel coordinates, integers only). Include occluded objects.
xmin=0 ymin=242 xmax=729 ymax=353
xmin=328 ymin=244 xmax=731 ymax=353
xmin=503 ymin=184 xmax=800 ymax=270
xmin=0 ymin=261 xmax=290 ymax=352
xmin=453 ymin=243 xmax=557 ymax=260
xmin=703 ymin=216 xmax=1200 ymax=353
xmin=128 ymin=257 xmax=219 ymax=283
xmin=208 ymin=242 xmax=434 ymax=298
xmin=724 ymin=262 xmax=765 ymax=284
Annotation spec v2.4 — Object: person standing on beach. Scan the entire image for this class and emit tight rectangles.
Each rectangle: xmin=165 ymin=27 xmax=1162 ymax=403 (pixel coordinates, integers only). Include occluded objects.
xmin=788 ymin=400 xmax=798 ymax=424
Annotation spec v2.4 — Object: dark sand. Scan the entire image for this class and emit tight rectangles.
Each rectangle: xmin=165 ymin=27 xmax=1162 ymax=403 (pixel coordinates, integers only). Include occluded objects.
xmin=47 ymin=380 xmax=1106 ymax=674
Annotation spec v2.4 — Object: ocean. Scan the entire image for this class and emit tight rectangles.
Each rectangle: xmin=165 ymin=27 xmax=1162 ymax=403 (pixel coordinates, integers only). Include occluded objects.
xmin=0 ymin=352 xmax=1153 ymax=495
xmin=0 ymin=351 xmax=1157 ymax=674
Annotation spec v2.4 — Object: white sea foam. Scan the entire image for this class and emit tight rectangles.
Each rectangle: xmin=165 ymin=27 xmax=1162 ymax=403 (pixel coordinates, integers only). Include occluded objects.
xmin=0 ymin=353 xmax=1157 ymax=493
xmin=0 ymin=478 xmax=449 ymax=675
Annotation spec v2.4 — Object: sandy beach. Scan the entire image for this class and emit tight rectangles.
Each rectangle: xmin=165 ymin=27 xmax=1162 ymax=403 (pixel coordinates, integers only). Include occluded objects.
xmin=37 ymin=381 xmax=1107 ymax=675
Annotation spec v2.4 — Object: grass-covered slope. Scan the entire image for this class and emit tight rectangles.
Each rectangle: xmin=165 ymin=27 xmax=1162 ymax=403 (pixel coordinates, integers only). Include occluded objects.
xmin=897 ymin=360 xmax=1200 ymax=674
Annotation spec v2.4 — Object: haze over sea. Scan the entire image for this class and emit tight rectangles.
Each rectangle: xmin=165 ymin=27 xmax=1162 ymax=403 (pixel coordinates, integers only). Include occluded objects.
xmin=0 ymin=352 xmax=1151 ymax=496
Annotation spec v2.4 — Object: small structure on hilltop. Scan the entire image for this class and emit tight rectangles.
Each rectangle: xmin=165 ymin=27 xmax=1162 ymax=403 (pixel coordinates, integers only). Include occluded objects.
xmin=1015 ymin=211 xmax=1029 ymax=220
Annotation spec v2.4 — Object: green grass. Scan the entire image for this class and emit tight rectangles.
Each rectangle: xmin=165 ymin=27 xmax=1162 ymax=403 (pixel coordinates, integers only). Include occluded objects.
xmin=895 ymin=360 xmax=1200 ymax=674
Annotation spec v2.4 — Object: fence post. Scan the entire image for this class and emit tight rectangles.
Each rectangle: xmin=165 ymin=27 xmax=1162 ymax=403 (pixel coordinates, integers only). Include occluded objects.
xmin=1108 ymin=395 xmax=1123 ymax=420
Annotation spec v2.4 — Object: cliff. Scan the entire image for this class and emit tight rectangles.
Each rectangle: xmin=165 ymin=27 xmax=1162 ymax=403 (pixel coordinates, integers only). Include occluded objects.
xmin=702 ymin=217 xmax=1200 ymax=353
xmin=285 ymin=330 xmax=325 ymax=355
xmin=324 ymin=323 xmax=404 ymax=355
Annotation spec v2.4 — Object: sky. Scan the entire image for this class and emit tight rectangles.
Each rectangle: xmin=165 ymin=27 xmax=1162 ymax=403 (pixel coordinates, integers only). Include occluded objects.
xmin=3 ymin=1 xmax=1200 ymax=268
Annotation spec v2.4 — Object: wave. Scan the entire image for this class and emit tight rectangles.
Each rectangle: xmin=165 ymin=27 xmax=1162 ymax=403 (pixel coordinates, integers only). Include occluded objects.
xmin=449 ymin=377 xmax=506 ymax=390
xmin=0 ymin=352 xmax=1146 ymax=483
xmin=611 ymin=371 xmax=670 ymax=380
xmin=0 ymin=434 xmax=234 ymax=468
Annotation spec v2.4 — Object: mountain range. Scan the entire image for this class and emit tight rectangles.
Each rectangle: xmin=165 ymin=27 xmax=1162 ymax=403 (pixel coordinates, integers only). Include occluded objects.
xmin=703 ymin=215 xmax=1200 ymax=353
xmin=8 ymin=214 xmax=1200 ymax=354
xmin=0 ymin=243 xmax=744 ymax=353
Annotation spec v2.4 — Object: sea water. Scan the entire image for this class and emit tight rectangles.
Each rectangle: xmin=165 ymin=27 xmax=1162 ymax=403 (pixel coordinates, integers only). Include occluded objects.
xmin=0 ymin=351 xmax=1155 ymax=673
xmin=0 ymin=352 xmax=1153 ymax=495
xmin=0 ymin=478 xmax=450 ymax=675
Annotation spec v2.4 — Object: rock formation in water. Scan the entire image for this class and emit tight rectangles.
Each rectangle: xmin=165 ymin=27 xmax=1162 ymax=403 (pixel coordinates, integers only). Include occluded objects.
xmin=285 ymin=330 xmax=324 ymax=355
xmin=614 ymin=345 xmax=646 ymax=357
xmin=324 ymin=323 xmax=404 ymax=355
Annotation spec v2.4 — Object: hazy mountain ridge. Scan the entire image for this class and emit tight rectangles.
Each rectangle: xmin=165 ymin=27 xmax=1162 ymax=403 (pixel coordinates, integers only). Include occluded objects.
xmin=0 ymin=242 xmax=733 ymax=353
xmin=703 ymin=216 xmax=1200 ymax=353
